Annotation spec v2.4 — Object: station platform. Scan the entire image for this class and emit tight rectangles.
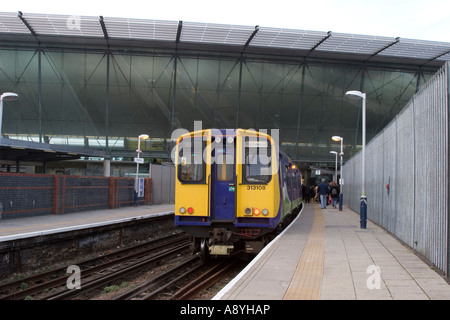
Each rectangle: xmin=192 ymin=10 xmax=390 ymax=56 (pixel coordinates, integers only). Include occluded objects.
xmin=0 ymin=204 xmax=175 ymax=242
xmin=214 ymin=203 xmax=450 ymax=300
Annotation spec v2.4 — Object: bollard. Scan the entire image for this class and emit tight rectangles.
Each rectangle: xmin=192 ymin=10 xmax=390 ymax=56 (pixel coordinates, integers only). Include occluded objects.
xmin=360 ymin=195 xmax=367 ymax=229
xmin=134 ymin=191 xmax=138 ymax=207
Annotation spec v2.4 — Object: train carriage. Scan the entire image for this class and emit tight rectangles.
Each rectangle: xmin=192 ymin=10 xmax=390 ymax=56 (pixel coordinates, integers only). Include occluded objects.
xmin=174 ymin=128 xmax=302 ymax=257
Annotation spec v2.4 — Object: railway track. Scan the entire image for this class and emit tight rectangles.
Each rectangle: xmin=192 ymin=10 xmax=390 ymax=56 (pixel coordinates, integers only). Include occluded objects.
xmin=110 ymin=255 xmax=203 ymax=300
xmin=171 ymin=258 xmax=240 ymax=300
xmin=0 ymin=232 xmax=191 ymax=300
xmin=1 ymin=231 xmax=247 ymax=300
xmin=111 ymin=256 xmax=241 ymax=300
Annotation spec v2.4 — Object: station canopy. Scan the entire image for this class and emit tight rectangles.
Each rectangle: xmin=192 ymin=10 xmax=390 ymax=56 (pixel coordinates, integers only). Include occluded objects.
xmin=0 ymin=11 xmax=449 ymax=168
xmin=0 ymin=137 xmax=104 ymax=163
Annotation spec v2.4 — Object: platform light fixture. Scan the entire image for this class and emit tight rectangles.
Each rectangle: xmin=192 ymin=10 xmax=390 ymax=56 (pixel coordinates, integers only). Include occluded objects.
xmin=345 ymin=90 xmax=367 ymax=228
xmin=0 ymin=92 xmax=19 ymax=137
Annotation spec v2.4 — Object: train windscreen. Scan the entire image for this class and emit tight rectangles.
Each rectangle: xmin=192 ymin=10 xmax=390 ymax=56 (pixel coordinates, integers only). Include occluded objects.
xmin=177 ymin=136 xmax=206 ymax=183
xmin=243 ymin=137 xmax=272 ymax=184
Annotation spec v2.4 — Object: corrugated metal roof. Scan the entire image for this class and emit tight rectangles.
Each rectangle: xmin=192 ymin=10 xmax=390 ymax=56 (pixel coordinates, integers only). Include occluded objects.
xmin=0 ymin=12 xmax=30 ymax=33
xmin=180 ymin=22 xmax=255 ymax=45
xmin=21 ymin=13 xmax=104 ymax=37
xmin=250 ymin=27 xmax=327 ymax=50
xmin=1 ymin=11 xmax=450 ymax=63
xmin=103 ymin=17 xmax=179 ymax=40
xmin=315 ymin=33 xmax=395 ymax=55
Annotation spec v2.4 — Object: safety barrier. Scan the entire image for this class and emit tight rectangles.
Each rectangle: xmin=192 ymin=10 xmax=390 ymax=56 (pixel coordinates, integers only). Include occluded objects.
xmin=343 ymin=62 xmax=449 ymax=275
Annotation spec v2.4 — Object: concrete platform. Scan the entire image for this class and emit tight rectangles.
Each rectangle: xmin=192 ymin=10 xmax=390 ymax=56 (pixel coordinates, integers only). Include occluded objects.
xmin=214 ymin=203 xmax=450 ymax=300
xmin=0 ymin=204 xmax=175 ymax=242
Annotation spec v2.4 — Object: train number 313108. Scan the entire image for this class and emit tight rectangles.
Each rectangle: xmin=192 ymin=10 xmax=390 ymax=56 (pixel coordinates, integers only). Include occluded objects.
xmin=246 ymin=185 xmax=266 ymax=190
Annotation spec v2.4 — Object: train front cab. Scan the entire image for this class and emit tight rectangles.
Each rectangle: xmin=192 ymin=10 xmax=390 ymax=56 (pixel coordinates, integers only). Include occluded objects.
xmin=174 ymin=129 xmax=281 ymax=257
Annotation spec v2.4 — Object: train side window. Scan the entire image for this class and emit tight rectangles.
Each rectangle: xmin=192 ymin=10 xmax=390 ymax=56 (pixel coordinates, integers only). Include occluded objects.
xmin=292 ymin=170 xmax=298 ymax=194
xmin=285 ymin=165 xmax=291 ymax=189
xmin=177 ymin=137 xmax=206 ymax=183
xmin=243 ymin=145 xmax=272 ymax=184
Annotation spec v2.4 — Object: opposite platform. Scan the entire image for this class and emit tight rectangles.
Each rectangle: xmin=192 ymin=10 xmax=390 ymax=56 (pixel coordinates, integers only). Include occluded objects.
xmin=215 ymin=203 xmax=450 ymax=300
xmin=0 ymin=204 xmax=175 ymax=242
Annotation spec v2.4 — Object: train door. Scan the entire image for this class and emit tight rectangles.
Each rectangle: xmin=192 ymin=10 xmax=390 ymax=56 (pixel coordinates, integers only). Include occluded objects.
xmin=211 ymin=136 xmax=236 ymax=221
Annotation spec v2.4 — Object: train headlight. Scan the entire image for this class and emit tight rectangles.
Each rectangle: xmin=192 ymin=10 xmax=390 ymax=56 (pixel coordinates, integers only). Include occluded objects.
xmin=179 ymin=207 xmax=186 ymax=214
xmin=187 ymin=207 xmax=194 ymax=214
xmin=262 ymin=208 xmax=269 ymax=216
xmin=245 ymin=207 xmax=252 ymax=215
xmin=253 ymin=208 xmax=261 ymax=216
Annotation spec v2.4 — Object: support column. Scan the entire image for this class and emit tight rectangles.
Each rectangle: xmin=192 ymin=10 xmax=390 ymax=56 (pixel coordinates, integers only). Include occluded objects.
xmin=170 ymin=55 xmax=178 ymax=152
xmin=103 ymin=157 xmax=111 ymax=177
xmin=295 ymin=63 xmax=306 ymax=159
xmin=236 ymin=57 xmax=243 ymax=128
xmin=105 ymin=52 xmax=110 ymax=155
xmin=38 ymin=49 xmax=42 ymax=143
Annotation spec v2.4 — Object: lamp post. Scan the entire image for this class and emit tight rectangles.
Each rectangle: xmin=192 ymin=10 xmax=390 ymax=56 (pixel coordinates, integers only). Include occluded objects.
xmin=134 ymin=134 xmax=149 ymax=206
xmin=0 ymin=92 xmax=19 ymax=136
xmin=346 ymin=90 xmax=367 ymax=228
xmin=329 ymin=151 xmax=338 ymax=182
xmin=332 ymin=136 xmax=344 ymax=211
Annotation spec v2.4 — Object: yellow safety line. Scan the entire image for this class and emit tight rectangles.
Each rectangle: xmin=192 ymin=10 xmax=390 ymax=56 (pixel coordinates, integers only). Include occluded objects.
xmin=283 ymin=204 xmax=325 ymax=300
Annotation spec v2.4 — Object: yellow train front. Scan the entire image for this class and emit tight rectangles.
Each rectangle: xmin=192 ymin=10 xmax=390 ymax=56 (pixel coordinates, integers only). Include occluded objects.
xmin=174 ymin=129 xmax=302 ymax=258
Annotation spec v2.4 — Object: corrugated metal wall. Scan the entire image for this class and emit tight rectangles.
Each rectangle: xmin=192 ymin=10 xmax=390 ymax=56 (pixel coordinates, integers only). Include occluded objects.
xmin=150 ymin=164 xmax=175 ymax=204
xmin=342 ymin=62 xmax=449 ymax=274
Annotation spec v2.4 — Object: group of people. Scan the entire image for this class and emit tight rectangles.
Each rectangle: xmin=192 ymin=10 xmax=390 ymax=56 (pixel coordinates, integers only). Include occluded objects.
xmin=302 ymin=179 xmax=340 ymax=209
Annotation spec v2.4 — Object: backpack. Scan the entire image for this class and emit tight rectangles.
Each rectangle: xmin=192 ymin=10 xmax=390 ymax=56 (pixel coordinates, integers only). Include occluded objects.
xmin=331 ymin=187 xmax=338 ymax=195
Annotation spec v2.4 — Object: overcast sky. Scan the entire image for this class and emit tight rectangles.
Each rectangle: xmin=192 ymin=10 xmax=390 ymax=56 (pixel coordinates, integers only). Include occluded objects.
xmin=4 ymin=0 xmax=450 ymax=42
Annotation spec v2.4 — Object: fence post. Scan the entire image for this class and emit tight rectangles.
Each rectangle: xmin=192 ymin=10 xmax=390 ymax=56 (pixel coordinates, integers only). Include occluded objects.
xmin=109 ymin=177 xmax=116 ymax=209
xmin=53 ymin=175 xmax=59 ymax=214
xmin=144 ymin=178 xmax=151 ymax=205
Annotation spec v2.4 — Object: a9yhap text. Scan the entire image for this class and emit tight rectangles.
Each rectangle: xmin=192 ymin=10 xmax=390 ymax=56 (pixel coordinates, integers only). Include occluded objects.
xmin=180 ymin=304 xmax=270 ymax=317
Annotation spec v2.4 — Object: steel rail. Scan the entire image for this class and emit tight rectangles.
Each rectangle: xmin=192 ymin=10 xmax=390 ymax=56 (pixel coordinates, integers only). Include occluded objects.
xmin=46 ymin=242 xmax=191 ymax=300
xmin=111 ymin=255 xmax=202 ymax=300
xmin=171 ymin=259 xmax=239 ymax=300
xmin=0 ymin=233 xmax=188 ymax=300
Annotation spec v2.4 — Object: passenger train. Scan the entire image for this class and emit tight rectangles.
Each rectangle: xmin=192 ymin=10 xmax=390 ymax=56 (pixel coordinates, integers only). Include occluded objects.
xmin=174 ymin=128 xmax=302 ymax=258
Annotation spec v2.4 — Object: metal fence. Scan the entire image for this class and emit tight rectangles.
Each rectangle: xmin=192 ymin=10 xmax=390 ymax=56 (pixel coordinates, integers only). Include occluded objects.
xmin=0 ymin=173 xmax=151 ymax=219
xmin=342 ymin=62 xmax=449 ymax=274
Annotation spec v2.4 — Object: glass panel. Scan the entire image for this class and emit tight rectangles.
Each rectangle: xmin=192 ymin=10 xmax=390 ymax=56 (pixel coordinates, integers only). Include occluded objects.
xmin=216 ymin=153 xmax=233 ymax=181
xmin=243 ymin=137 xmax=272 ymax=184
xmin=176 ymin=57 xmax=239 ymax=130
xmin=0 ymin=45 xmax=439 ymax=168
xmin=109 ymin=53 xmax=173 ymax=141
xmin=177 ymin=137 xmax=205 ymax=183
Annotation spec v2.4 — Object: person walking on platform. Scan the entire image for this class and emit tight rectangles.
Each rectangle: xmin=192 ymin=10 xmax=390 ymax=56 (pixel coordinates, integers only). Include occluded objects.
xmin=309 ymin=185 xmax=315 ymax=204
xmin=302 ymin=184 xmax=308 ymax=203
xmin=318 ymin=179 xmax=330 ymax=209
xmin=313 ymin=185 xmax=319 ymax=203
xmin=330 ymin=181 xmax=340 ymax=208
